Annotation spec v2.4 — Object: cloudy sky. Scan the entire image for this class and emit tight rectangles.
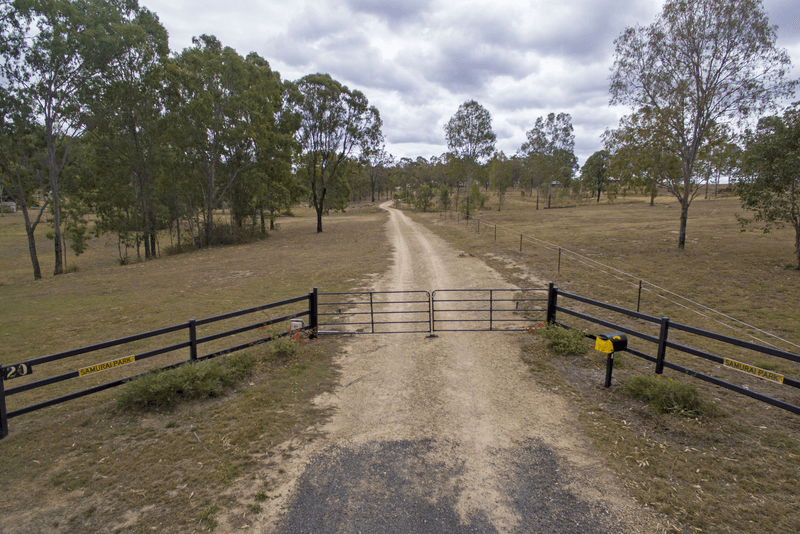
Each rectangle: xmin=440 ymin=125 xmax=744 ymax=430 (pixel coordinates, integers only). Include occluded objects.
xmin=142 ymin=0 xmax=800 ymax=167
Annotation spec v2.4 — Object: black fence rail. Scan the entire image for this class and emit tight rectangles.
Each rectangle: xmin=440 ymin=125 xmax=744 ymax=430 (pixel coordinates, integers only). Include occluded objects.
xmin=317 ymin=291 xmax=431 ymax=334
xmin=0 ymin=289 xmax=319 ymax=439
xmin=432 ymin=289 xmax=547 ymax=332
xmin=4 ymin=282 xmax=799 ymax=439
xmin=547 ymin=283 xmax=800 ymax=416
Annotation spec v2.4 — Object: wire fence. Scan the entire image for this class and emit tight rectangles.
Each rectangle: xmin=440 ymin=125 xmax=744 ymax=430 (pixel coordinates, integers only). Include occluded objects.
xmin=436 ymin=210 xmax=800 ymax=355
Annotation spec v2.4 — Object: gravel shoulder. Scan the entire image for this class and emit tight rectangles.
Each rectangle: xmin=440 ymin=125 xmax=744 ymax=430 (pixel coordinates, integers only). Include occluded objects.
xmin=223 ymin=204 xmax=667 ymax=533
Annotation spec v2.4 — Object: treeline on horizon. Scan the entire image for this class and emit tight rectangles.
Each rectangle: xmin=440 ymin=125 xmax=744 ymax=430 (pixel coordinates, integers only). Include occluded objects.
xmin=1 ymin=0 xmax=799 ymax=281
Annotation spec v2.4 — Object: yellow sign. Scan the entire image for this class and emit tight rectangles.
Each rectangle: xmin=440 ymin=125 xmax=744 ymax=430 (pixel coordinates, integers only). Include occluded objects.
xmin=595 ymin=335 xmax=625 ymax=354
xmin=723 ymin=358 xmax=784 ymax=384
xmin=78 ymin=356 xmax=136 ymax=377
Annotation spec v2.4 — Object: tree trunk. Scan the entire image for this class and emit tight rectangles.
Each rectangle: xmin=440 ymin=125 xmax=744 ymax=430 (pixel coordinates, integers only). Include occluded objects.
xmin=48 ymin=155 xmax=63 ymax=275
xmin=22 ymin=207 xmax=42 ymax=280
xmin=678 ymin=199 xmax=689 ymax=249
xmin=794 ymin=222 xmax=800 ymax=270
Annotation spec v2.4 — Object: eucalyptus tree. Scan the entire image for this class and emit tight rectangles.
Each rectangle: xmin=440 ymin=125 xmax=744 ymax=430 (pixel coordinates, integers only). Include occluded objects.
xmin=362 ymin=141 xmax=392 ymax=203
xmin=580 ymin=150 xmax=610 ymax=202
xmin=610 ymin=0 xmax=796 ymax=248
xmin=737 ymin=103 xmax=800 ymax=269
xmin=292 ymin=73 xmax=381 ymax=232
xmin=444 ymin=100 xmax=495 ymax=219
xmin=168 ymin=36 xmax=284 ymax=245
xmin=0 ymin=89 xmax=49 ymax=279
xmin=604 ymin=109 xmax=682 ymax=206
xmin=518 ymin=112 xmax=577 ymax=209
xmin=87 ymin=3 xmax=169 ymax=259
xmin=488 ymin=151 xmax=515 ymax=211
xmin=3 ymin=0 xmax=133 ymax=274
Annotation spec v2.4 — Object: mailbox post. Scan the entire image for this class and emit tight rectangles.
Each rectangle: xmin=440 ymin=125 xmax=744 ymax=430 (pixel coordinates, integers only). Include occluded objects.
xmin=595 ymin=333 xmax=628 ymax=387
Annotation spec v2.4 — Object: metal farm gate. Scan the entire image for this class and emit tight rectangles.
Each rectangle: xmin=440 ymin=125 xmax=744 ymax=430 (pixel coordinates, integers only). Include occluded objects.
xmin=317 ymin=288 xmax=548 ymax=335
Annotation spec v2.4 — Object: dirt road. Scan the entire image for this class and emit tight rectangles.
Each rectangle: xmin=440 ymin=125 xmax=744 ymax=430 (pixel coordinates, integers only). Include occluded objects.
xmin=238 ymin=204 xmax=662 ymax=533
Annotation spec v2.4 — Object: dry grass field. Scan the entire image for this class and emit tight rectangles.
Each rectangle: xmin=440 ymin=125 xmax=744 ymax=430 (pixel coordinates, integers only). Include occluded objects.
xmin=1 ymin=191 xmax=799 ymax=534
xmin=411 ymin=190 xmax=800 ymax=534
xmin=0 ymin=206 xmax=393 ymax=533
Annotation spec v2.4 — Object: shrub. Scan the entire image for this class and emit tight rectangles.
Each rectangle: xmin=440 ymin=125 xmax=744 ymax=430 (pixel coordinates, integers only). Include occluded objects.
xmin=269 ymin=335 xmax=298 ymax=360
xmin=622 ymin=374 xmax=712 ymax=418
xmin=117 ymin=354 xmax=255 ymax=411
xmin=528 ymin=322 xmax=589 ymax=355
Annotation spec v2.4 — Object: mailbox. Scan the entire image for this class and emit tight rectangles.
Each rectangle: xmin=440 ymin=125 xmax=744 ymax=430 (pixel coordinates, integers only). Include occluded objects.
xmin=595 ymin=333 xmax=627 ymax=354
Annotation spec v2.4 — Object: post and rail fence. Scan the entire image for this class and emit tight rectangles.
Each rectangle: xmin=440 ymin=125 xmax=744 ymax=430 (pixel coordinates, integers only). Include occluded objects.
xmin=0 ymin=289 xmax=320 ymax=439
xmin=2 ymin=283 xmax=800 ymax=439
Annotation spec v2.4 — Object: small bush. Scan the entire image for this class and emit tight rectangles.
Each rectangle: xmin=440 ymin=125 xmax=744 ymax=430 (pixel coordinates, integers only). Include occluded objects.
xmin=117 ymin=355 xmax=255 ymax=411
xmin=528 ymin=322 xmax=588 ymax=355
xmin=622 ymin=374 xmax=711 ymax=418
xmin=269 ymin=335 xmax=298 ymax=360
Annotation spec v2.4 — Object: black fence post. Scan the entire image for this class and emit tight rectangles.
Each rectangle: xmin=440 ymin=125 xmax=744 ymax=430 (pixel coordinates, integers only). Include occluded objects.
xmin=369 ymin=292 xmax=375 ymax=334
xmin=655 ymin=317 xmax=670 ymax=374
xmin=1 ymin=373 xmax=9 ymax=439
xmin=604 ymin=352 xmax=615 ymax=387
xmin=430 ymin=292 xmax=434 ymax=333
xmin=309 ymin=287 xmax=319 ymax=338
xmin=489 ymin=289 xmax=494 ymax=331
xmin=189 ymin=319 xmax=198 ymax=361
xmin=546 ymin=282 xmax=558 ymax=324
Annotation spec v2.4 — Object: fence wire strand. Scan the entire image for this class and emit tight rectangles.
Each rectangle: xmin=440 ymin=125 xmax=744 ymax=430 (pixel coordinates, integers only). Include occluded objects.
xmin=443 ymin=211 xmax=800 ymax=352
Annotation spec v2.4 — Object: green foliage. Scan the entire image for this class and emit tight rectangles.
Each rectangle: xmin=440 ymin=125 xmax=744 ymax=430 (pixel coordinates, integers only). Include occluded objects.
xmin=529 ymin=323 xmax=588 ymax=355
xmin=293 ymin=73 xmax=382 ymax=233
xmin=609 ymin=0 xmax=797 ymax=248
xmin=414 ymin=183 xmax=434 ymax=212
xmin=444 ymin=100 xmax=496 ymax=219
xmin=438 ymin=185 xmax=451 ymax=211
xmin=469 ymin=182 xmax=488 ymax=211
xmin=580 ymin=149 xmax=610 ymax=202
xmin=488 ymin=152 xmax=516 ymax=210
xmin=205 ymin=222 xmax=267 ymax=247
xmin=737 ymin=103 xmax=800 ymax=268
xmin=269 ymin=335 xmax=298 ymax=360
xmin=622 ymin=374 xmax=713 ymax=418
xmin=518 ymin=113 xmax=578 ymax=209
xmin=116 ymin=353 xmax=255 ymax=411
xmin=444 ymin=100 xmax=496 ymax=163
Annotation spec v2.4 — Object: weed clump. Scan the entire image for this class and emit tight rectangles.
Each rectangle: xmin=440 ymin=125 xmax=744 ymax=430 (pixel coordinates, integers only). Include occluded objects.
xmin=269 ymin=335 xmax=298 ymax=360
xmin=528 ymin=322 xmax=589 ymax=355
xmin=622 ymin=374 xmax=713 ymax=418
xmin=116 ymin=353 xmax=255 ymax=411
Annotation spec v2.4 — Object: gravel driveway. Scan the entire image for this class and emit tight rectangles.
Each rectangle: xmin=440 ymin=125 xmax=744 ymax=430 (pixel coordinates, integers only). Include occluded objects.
xmin=234 ymin=205 xmax=663 ymax=533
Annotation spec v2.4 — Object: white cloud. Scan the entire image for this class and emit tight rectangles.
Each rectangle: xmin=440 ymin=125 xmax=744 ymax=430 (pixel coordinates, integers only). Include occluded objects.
xmin=143 ymin=0 xmax=800 ymax=165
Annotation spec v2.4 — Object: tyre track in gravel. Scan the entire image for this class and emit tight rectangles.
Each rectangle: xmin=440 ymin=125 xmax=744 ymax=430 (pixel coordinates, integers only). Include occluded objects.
xmin=249 ymin=204 xmax=667 ymax=533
